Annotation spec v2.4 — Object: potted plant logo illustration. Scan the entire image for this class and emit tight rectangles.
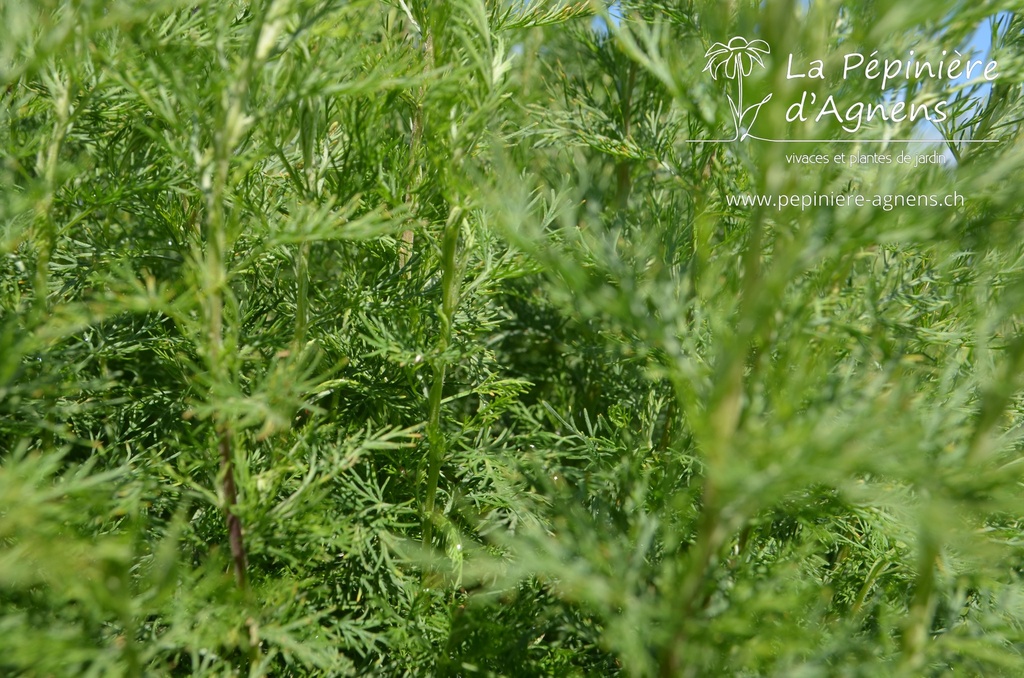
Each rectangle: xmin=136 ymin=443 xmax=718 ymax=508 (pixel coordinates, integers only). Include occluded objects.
xmin=704 ymin=37 xmax=773 ymax=140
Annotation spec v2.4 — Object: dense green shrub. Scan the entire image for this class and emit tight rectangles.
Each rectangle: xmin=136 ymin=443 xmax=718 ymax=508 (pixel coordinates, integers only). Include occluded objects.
xmin=3 ymin=0 xmax=1024 ymax=675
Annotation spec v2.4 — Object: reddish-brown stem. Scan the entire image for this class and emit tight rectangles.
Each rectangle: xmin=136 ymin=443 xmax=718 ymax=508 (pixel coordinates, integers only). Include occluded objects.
xmin=219 ymin=427 xmax=248 ymax=589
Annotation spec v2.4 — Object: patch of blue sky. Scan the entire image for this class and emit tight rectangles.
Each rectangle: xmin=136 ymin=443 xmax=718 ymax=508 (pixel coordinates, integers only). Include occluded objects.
xmin=591 ymin=1 xmax=622 ymax=35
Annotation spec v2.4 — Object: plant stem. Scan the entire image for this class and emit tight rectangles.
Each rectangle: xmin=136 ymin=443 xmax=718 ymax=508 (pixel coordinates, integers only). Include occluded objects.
xmin=219 ymin=426 xmax=248 ymax=589
xmin=295 ymin=241 xmax=310 ymax=347
xmin=31 ymin=73 xmax=73 ymax=327
xmin=400 ymin=25 xmax=434 ymax=270
xmin=295 ymin=96 xmax=317 ymax=347
xmin=615 ymin=62 xmax=638 ymax=209
xmin=421 ymin=206 xmax=463 ymax=550
xmin=201 ymin=0 xmax=281 ymax=592
xmin=661 ymin=197 xmax=766 ymax=675
xmin=659 ymin=480 xmax=727 ymax=677
xmin=900 ymin=528 xmax=938 ymax=671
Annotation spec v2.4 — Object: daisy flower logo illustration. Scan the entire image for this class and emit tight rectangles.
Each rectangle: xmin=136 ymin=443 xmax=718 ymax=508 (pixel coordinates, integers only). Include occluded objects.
xmin=704 ymin=37 xmax=773 ymax=140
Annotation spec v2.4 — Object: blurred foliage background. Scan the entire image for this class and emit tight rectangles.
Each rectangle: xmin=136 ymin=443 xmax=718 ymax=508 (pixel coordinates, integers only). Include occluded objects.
xmin=3 ymin=0 xmax=1024 ymax=675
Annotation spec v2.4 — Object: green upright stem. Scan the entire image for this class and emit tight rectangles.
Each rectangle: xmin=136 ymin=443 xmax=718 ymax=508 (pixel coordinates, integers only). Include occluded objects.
xmin=400 ymin=27 xmax=434 ymax=270
xmin=202 ymin=0 xmax=282 ymax=591
xmin=659 ymin=482 xmax=727 ymax=677
xmin=661 ymin=200 xmax=765 ymax=675
xmin=615 ymin=62 xmax=638 ymax=209
xmin=421 ymin=207 xmax=463 ymax=549
xmin=295 ymin=96 xmax=317 ymax=346
xmin=31 ymin=74 xmax=73 ymax=327
xmin=295 ymin=241 xmax=310 ymax=346
xmin=901 ymin=527 xmax=938 ymax=672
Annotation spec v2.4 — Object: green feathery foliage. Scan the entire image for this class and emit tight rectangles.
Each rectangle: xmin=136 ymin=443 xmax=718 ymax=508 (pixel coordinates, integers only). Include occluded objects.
xmin=3 ymin=0 xmax=1024 ymax=676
